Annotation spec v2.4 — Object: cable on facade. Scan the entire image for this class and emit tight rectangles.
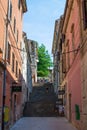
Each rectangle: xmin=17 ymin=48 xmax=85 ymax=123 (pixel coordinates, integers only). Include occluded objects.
xmin=10 ymin=44 xmax=26 ymax=52
xmin=10 ymin=37 xmax=86 ymax=58
xmin=10 ymin=44 xmax=37 ymax=56
xmin=63 ymin=41 xmax=85 ymax=55
xmin=52 ymin=41 xmax=86 ymax=57
xmin=52 ymin=42 xmax=86 ymax=67
xmin=11 ymin=43 xmax=79 ymax=54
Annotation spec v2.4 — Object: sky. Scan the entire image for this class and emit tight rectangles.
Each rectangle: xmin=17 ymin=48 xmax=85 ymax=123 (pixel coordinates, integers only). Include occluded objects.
xmin=23 ymin=0 xmax=66 ymax=55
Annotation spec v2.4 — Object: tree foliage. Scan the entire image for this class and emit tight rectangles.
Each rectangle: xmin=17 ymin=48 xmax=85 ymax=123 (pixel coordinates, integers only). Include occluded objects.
xmin=37 ymin=44 xmax=52 ymax=77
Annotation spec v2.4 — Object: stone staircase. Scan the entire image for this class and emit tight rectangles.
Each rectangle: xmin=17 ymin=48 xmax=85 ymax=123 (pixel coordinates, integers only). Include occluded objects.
xmin=23 ymin=83 xmax=58 ymax=117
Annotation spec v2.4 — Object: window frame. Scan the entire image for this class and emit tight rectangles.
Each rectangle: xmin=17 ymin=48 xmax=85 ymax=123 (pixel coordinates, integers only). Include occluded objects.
xmin=82 ymin=0 xmax=87 ymax=29
xmin=18 ymin=0 xmax=21 ymax=10
xmin=16 ymin=60 xmax=18 ymax=77
xmin=14 ymin=17 xmax=16 ymax=33
xmin=12 ymin=53 xmax=15 ymax=72
xmin=17 ymin=30 xmax=19 ymax=43
xmin=7 ymin=42 xmax=11 ymax=64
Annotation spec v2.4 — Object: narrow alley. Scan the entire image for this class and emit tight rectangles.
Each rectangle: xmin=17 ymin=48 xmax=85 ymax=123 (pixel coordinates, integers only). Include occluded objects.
xmin=10 ymin=83 xmax=77 ymax=130
xmin=0 ymin=0 xmax=87 ymax=130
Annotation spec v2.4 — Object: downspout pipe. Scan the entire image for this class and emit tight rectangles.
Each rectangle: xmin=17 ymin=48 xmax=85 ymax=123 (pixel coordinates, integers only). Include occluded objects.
xmin=1 ymin=0 xmax=9 ymax=130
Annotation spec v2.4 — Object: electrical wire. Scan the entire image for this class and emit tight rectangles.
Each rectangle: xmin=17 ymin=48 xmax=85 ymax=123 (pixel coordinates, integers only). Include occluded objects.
xmin=10 ymin=44 xmax=37 ymax=56
xmin=10 ymin=44 xmax=26 ymax=52
xmin=10 ymin=37 xmax=86 ymax=57
xmin=52 ymin=41 xmax=86 ymax=57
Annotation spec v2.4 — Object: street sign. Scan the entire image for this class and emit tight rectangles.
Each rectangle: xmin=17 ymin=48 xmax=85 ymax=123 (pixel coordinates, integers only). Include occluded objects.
xmin=58 ymin=90 xmax=65 ymax=95
xmin=56 ymin=99 xmax=63 ymax=105
xmin=12 ymin=86 xmax=22 ymax=92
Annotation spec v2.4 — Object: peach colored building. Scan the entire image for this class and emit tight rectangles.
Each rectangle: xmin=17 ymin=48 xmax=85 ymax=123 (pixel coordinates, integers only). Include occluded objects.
xmin=61 ymin=0 xmax=82 ymax=129
xmin=80 ymin=0 xmax=87 ymax=130
xmin=0 ymin=0 xmax=27 ymax=127
xmin=52 ymin=0 xmax=87 ymax=130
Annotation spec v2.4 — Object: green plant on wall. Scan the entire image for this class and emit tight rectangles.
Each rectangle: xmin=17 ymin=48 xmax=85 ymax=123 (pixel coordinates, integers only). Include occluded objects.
xmin=75 ymin=104 xmax=80 ymax=120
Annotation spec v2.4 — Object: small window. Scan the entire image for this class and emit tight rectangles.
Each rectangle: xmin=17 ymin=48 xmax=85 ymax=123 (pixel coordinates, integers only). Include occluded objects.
xmin=62 ymin=53 xmax=66 ymax=74
xmin=16 ymin=61 xmax=18 ymax=77
xmin=62 ymin=34 xmax=65 ymax=43
xmin=60 ymin=39 xmax=62 ymax=52
xmin=14 ymin=17 xmax=16 ymax=33
xmin=7 ymin=42 xmax=11 ymax=64
xmin=19 ymin=69 xmax=21 ymax=80
xmin=17 ymin=30 xmax=19 ymax=43
xmin=71 ymin=24 xmax=75 ymax=53
xmin=18 ymin=0 xmax=21 ymax=9
xmin=82 ymin=0 xmax=87 ymax=29
xmin=66 ymin=40 xmax=70 ymax=70
xmin=12 ymin=53 xmax=15 ymax=72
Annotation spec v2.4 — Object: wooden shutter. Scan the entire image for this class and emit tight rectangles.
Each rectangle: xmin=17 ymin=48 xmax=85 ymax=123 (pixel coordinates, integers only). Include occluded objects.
xmin=82 ymin=0 xmax=87 ymax=29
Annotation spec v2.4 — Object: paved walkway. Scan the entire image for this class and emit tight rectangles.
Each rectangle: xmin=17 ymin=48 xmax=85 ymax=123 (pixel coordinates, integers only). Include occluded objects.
xmin=10 ymin=117 xmax=78 ymax=130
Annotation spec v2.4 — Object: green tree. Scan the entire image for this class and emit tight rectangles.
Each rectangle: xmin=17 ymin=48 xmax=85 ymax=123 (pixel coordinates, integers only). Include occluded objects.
xmin=37 ymin=44 xmax=52 ymax=77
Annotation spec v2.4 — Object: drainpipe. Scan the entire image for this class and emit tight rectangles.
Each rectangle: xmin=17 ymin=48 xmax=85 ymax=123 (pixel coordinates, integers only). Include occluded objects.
xmin=1 ymin=0 xmax=9 ymax=130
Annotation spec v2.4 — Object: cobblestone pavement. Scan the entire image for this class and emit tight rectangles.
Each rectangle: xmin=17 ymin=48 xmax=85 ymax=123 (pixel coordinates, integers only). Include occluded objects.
xmin=10 ymin=117 xmax=78 ymax=130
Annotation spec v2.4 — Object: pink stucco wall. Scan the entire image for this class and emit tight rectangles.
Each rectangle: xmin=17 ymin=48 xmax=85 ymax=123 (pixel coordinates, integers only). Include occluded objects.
xmin=67 ymin=53 xmax=82 ymax=117
xmin=65 ymin=0 xmax=82 ymax=129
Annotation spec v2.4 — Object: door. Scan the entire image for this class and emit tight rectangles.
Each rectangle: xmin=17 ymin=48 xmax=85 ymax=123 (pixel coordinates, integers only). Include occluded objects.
xmin=69 ymin=93 xmax=72 ymax=122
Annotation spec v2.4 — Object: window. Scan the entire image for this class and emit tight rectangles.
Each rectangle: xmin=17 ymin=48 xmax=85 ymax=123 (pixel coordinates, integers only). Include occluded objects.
xmin=62 ymin=34 xmax=65 ymax=43
xmin=7 ymin=42 xmax=11 ymax=64
xmin=18 ymin=0 xmax=21 ymax=9
xmin=82 ymin=0 xmax=87 ymax=29
xmin=66 ymin=40 xmax=70 ymax=71
xmin=16 ymin=61 xmax=18 ymax=77
xmin=14 ymin=17 xmax=16 ymax=33
xmin=60 ymin=39 xmax=62 ymax=52
xmin=17 ymin=30 xmax=19 ymax=42
xmin=71 ymin=23 xmax=75 ymax=60
xmin=62 ymin=53 xmax=66 ymax=74
xmin=19 ymin=69 xmax=21 ymax=80
xmin=12 ymin=53 xmax=15 ymax=72
xmin=8 ymin=0 xmax=12 ymax=20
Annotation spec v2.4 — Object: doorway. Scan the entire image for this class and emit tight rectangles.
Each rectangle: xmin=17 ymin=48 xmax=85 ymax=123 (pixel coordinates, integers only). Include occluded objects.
xmin=69 ymin=93 xmax=72 ymax=122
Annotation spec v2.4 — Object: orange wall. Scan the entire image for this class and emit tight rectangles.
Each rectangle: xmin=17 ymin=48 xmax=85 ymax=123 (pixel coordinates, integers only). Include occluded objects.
xmin=0 ymin=0 xmax=24 ymax=122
